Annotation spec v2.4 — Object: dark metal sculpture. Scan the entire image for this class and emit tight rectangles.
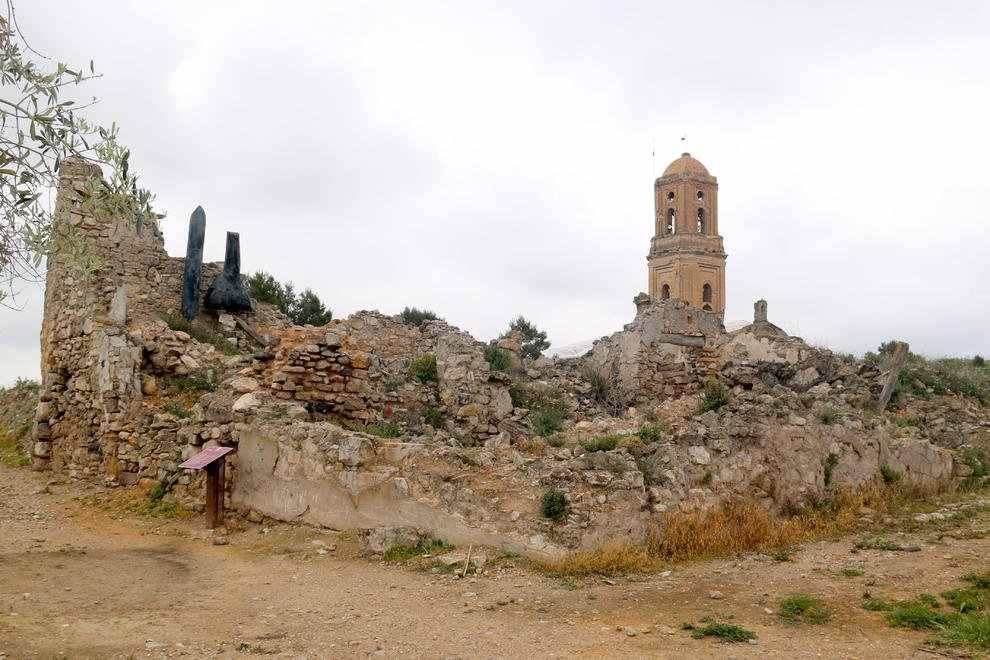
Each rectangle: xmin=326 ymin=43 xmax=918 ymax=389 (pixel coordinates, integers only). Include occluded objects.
xmin=181 ymin=206 xmax=206 ymax=321
xmin=204 ymin=231 xmax=252 ymax=312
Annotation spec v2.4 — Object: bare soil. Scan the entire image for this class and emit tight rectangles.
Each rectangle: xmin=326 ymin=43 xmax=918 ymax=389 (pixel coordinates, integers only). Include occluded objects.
xmin=1 ymin=463 xmax=986 ymax=659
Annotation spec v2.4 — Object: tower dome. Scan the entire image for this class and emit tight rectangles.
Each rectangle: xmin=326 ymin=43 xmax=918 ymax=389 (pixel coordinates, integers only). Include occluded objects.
xmin=662 ymin=152 xmax=710 ymax=177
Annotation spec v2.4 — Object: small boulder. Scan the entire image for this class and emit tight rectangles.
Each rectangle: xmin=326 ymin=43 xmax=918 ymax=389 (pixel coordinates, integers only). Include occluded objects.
xmin=141 ymin=375 xmax=159 ymax=396
xmin=361 ymin=526 xmax=426 ymax=554
xmin=232 ymin=393 xmax=261 ymax=413
xmin=108 ymin=286 xmax=127 ymax=324
xmin=688 ymin=446 xmax=711 ymax=465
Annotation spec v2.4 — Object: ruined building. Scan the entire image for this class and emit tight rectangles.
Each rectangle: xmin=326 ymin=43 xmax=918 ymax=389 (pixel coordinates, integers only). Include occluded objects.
xmin=21 ymin=155 xmax=986 ymax=559
xmin=648 ymin=153 xmax=727 ymax=318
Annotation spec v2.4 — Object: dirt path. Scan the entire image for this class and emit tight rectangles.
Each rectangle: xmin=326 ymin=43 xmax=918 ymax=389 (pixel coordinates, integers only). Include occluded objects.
xmin=1 ymin=464 xmax=986 ymax=659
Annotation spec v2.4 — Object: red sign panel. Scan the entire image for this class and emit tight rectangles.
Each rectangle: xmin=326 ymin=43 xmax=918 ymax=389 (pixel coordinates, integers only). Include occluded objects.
xmin=179 ymin=446 xmax=235 ymax=470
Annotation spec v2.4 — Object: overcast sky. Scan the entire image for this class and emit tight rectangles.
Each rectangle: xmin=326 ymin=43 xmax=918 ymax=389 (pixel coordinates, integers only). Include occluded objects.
xmin=2 ymin=0 xmax=989 ymax=386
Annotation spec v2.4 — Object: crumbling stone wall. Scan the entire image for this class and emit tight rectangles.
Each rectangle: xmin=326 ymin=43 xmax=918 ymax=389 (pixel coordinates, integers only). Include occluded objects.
xmin=268 ymin=330 xmax=390 ymax=422
xmin=585 ymin=296 xmax=723 ymax=401
xmin=35 ymin=160 xmax=259 ymax=473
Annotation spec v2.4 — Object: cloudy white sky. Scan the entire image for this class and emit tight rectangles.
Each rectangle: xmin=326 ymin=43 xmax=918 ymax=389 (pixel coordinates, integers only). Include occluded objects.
xmin=2 ymin=0 xmax=989 ymax=385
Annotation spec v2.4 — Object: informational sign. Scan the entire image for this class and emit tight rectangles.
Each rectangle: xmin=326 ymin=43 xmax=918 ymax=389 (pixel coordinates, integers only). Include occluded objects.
xmin=179 ymin=446 xmax=235 ymax=470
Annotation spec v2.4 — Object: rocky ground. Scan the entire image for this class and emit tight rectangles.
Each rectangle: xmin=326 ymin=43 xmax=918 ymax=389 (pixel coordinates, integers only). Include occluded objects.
xmin=1 ymin=462 xmax=987 ymax=659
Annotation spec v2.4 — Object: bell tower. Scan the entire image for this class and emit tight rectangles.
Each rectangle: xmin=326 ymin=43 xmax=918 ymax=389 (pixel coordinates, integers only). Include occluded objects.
xmin=647 ymin=152 xmax=727 ymax=318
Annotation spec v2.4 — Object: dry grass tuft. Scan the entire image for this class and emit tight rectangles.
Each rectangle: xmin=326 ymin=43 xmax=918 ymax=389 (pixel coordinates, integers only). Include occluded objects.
xmin=538 ymin=481 xmax=969 ymax=575
xmin=537 ymin=543 xmax=666 ymax=576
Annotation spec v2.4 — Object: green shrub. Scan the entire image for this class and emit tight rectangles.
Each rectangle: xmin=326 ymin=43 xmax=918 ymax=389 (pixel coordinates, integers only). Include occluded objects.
xmin=540 ymin=488 xmax=568 ymax=521
xmin=511 ymin=382 xmax=569 ymax=437
xmin=381 ymin=539 xmax=452 ymax=562
xmin=409 ymin=354 xmax=438 ymax=383
xmin=893 ymin=415 xmax=919 ymax=428
xmin=699 ymin=381 xmax=730 ymax=413
xmin=880 ymin=464 xmax=901 ymax=485
xmin=840 ymin=567 xmax=865 ymax=577
xmin=818 ymin=405 xmax=840 ymax=425
xmin=853 ymin=536 xmax=904 ymax=551
xmin=366 ymin=421 xmax=402 ymax=438
xmin=863 ymin=575 xmax=990 ymax=651
xmin=580 ymin=368 xmax=626 ymax=416
xmin=689 ymin=623 xmax=756 ymax=642
xmin=168 ymin=371 xmax=217 ymax=392
xmin=135 ymin=483 xmax=188 ymax=518
xmin=581 ymin=435 xmax=619 ymax=453
xmin=770 ymin=547 xmax=793 ymax=562
xmin=963 ymin=572 xmax=990 ymax=590
xmin=247 ymin=271 xmax=295 ymax=311
xmin=511 ymin=382 xmax=567 ymax=411
xmin=885 ymin=599 xmax=957 ymax=630
xmin=0 ymin=377 xmax=39 ymax=393
xmin=960 ymin=448 xmax=988 ymax=489
xmin=400 ymin=307 xmax=440 ymax=327
xmin=164 ymin=402 xmax=192 ymax=419
xmin=0 ymin=424 xmax=30 ymax=468
xmin=507 ymin=316 xmax=550 ymax=360
xmin=546 ymin=433 xmax=566 ymax=448
xmin=423 ymin=407 xmax=445 ymax=428
xmin=292 ymin=288 xmax=333 ymax=326
xmin=533 ymin=408 xmax=565 ymax=437
xmin=862 ymin=598 xmax=892 ymax=611
xmin=778 ymin=594 xmax=832 ymax=624
xmin=637 ymin=423 xmax=668 ymax=444
xmin=869 ymin=341 xmax=990 ymax=406
xmin=247 ymin=272 xmax=333 ymax=326
xmin=823 ymin=453 xmax=839 ymax=487
xmin=933 ymin=613 xmax=990 ymax=650
xmin=974 ymin=355 xmax=986 ymax=367
xmin=942 ymin=587 xmax=987 ymax=613
xmin=163 ymin=315 xmax=239 ymax=355
xmin=485 ymin=345 xmax=511 ymax=372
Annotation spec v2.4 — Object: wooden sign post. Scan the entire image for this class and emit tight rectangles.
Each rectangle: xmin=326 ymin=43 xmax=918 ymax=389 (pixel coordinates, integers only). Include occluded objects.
xmin=179 ymin=446 xmax=235 ymax=529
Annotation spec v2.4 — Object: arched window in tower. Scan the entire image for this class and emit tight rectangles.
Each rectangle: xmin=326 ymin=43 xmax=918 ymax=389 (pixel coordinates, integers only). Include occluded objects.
xmin=697 ymin=208 xmax=706 ymax=234
xmin=703 ymin=283 xmax=712 ymax=303
xmin=697 ymin=190 xmax=704 ymax=201
xmin=666 ymin=208 xmax=675 ymax=234
xmin=666 ymin=191 xmax=675 ymax=202
xmin=661 ymin=284 xmax=670 ymax=300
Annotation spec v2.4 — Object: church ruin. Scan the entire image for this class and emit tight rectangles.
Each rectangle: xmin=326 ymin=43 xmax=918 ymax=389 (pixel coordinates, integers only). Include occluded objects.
xmin=22 ymin=153 xmax=985 ymax=558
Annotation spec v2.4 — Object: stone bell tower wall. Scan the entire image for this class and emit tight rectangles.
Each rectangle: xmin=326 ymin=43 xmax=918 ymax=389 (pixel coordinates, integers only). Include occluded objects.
xmin=647 ymin=153 xmax=727 ymax=318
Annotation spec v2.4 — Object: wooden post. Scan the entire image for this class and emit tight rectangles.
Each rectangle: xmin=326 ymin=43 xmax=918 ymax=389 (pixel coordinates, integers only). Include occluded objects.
xmin=205 ymin=457 xmax=225 ymax=529
xmin=876 ymin=341 xmax=909 ymax=411
xmin=179 ymin=445 xmax=233 ymax=530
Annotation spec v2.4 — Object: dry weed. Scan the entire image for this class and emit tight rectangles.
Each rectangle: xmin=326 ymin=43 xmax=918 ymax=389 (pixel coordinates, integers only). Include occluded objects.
xmin=537 ymin=543 xmax=666 ymax=576
xmin=538 ymin=481 xmax=972 ymax=575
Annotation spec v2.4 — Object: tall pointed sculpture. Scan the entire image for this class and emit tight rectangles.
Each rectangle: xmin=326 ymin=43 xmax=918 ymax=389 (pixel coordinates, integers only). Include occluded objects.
xmin=181 ymin=206 xmax=206 ymax=321
xmin=204 ymin=231 xmax=252 ymax=312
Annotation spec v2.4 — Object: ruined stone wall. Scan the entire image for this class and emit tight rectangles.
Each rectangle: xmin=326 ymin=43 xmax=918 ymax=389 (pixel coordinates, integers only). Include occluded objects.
xmin=35 ymin=160 xmax=248 ymax=473
xmin=267 ymin=330 xmax=390 ymax=423
xmin=585 ymin=296 xmax=724 ymax=401
xmin=240 ymin=313 xmax=513 ymax=440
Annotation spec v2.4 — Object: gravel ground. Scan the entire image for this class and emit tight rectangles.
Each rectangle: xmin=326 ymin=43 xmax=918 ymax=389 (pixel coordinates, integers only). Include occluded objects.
xmin=1 ymin=462 xmax=987 ymax=659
